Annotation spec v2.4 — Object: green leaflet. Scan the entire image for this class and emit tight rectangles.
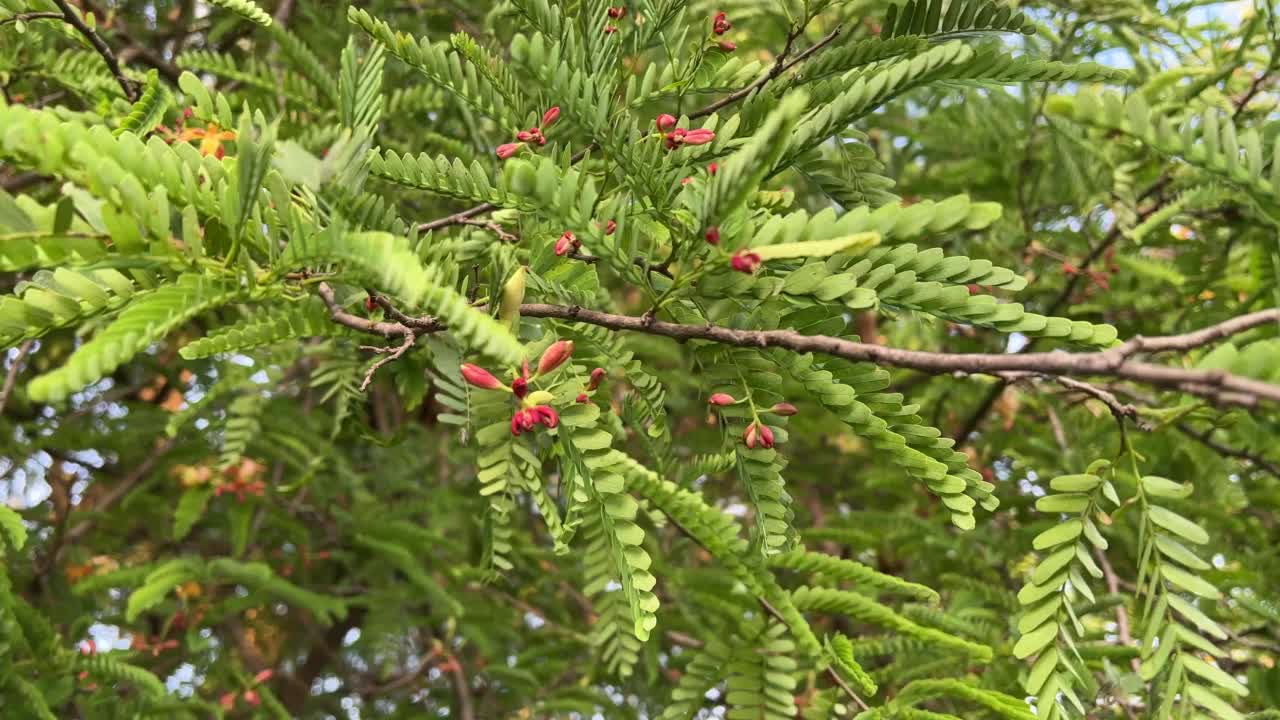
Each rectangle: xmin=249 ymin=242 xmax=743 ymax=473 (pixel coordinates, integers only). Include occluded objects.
xmin=0 ymin=505 xmax=27 ymax=551
xmin=28 ymin=274 xmax=244 ymax=402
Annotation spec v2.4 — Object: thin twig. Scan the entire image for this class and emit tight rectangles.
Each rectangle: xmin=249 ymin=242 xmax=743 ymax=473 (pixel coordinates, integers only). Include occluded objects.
xmin=0 ymin=11 xmax=63 ymax=28
xmin=688 ymin=27 xmax=843 ymax=120
xmin=1095 ymin=548 xmax=1139 ymax=672
xmin=1177 ymin=424 xmax=1280 ymax=479
xmin=359 ymin=333 xmax=416 ymax=391
xmin=50 ymin=0 xmax=138 ymax=101
xmin=0 ymin=340 xmax=34 ymax=416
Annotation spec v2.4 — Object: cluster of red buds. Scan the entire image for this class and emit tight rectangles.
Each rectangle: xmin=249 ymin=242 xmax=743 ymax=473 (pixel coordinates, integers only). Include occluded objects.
xmin=711 ymin=11 xmax=736 ymax=51
xmin=462 ymin=340 xmax=576 ymax=436
xmin=214 ymin=458 xmax=267 ymax=502
xmin=497 ymin=106 xmax=560 ymax=160
xmin=576 ymin=367 xmax=608 ymax=403
xmin=131 ymin=634 xmax=180 ymax=657
xmin=604 ymin=5 xmax=626 ymax=33
xmin=555 ymin=230 xmax=581 ymax=256
xmin=219 ymin=670 xmax=274 ymax=712
xmin=656 ymin=114 xmax=716 ymax=150
xmin=731 ymin=250 xmax=762 ymax=273
xmin=707 ymin=394 xmax=797 ymax=449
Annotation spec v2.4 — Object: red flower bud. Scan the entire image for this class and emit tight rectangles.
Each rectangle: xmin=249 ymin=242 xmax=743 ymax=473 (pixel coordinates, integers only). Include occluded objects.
xmin=510 ymin=410 xmax=526 ymax=436
xmin=604 ymin=24 xmax=618 ymax=34
xmin=461 ymin=363 xmax=504 ymax=390
xmin=219 ymin=692 xmax=237 ymax=711
xmin=607 ymin=6 xmax=626 ymax=18
xmin=605 ymin=219 xmax=617 ymax=235
xmin=253 ymin=669 xmax=274 ymax=684
xmin=704 ymin=226 xmax=721 ymax=245
xmin=537 ymin=405 xmax=560 ymax=428
xmin=708 ymin=393 xmax=736 ymax=406
xmin=182 ymin=107 xmax=194 ymax=120
xmin=588 ymin=367 xmax=607 ymax=390
xmin=731 ymin=251 xmax=762 ymax=273
xmin=364 ymin=296 xmax=378 ymax=312
xmin=516 ymin=130 xmax=536 ymax=142
xmin=769 ymin=402 xmax=798 ymax=416
xmin=744 ymin=422 xmax=758 ymax=449
xmin=712 ymin=11 xmax=731 ymax=35
xmin=496 ymin=142 xmax=523 ymax=159
xmin=555 ymin=231 xmax=579 ymax=256
xmin=243 ymin=690 xmax=261 ymax=707
xmin=577 ymin=393 xmax=590 ymax=403
xmin=681 ymin=177 xmax=694 ymax=185
xmin=511 ymin=376 xmax=528 ymax=399
xmin=683 ymin=128 xmax=715 ymax=146
xmin=759 ymin=424 xmax=775 ymax=448
xmin=708 ymin=162 xmax=718 ymax=175
xmin=656 ymin=114 xmax=678 ymax=132
xmin=1061 ymin=261 xmax=1079 ymax=275
xmin=541 ymin=106 xmax=561 ymax=127
xmin=537 ymin=340 xmax=575 ymax=376
xmin=718 ymin=40 xmax=737 ymax=52
xmin=664 ymin=127 xmax=687 ymax=150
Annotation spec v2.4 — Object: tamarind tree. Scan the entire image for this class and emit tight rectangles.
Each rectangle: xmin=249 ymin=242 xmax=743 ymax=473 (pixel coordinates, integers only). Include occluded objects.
xmin=1 ymin=0 xmax=1278 ymax=717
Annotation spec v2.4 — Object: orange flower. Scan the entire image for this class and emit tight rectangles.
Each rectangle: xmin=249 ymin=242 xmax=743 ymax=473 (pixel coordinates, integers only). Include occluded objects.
xmin=174 ymin=122 xmax=236 ymax=158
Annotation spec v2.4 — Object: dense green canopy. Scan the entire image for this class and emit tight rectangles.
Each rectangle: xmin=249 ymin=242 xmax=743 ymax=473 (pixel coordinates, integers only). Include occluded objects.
xmin=1 ymin=0 xmax=1278 ymax=718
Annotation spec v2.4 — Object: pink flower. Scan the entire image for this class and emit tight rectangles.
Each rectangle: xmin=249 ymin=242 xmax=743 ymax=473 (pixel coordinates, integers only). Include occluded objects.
xmin=537 ymin=340 xmax=575 ymax=376
xmin=588 ymin=367 xmax=607 ymax=390
xmin=683 ymin=128 xmax=715 ymax=146
xmin=516 ymin=129 xmax=536 ymax=142
xmin=461 ymin=364 xmax=504 ymax=390
xmin=681 ymin=177 xmax=694 ymax=185
xmin=769 ymin=402 xmax=798 ymax=416
xmin=496 ymin=142 xmax=523 ymax=159
xmin=708 ymin=393 xmax=736 ymax=406
xmin=731 ymin=251 xmax=762 ymax=273
xmin=555 ymin=231 xmax=579 ymax=256
xmin=712 ymin=11 xmax=731 ymax=35
xmin=664 ymin=127 xmax=687 ymax=150
xmin=704 ymin=226 xmax=720 ymax=245
xmin=253 ymin=669 xmax=274 ymax=684
xmin=758 ymin=424 xmax=775 ymax=448
xmin=656 ymin=114 xmax=678 ymax=132
xmin=541 ymin=106 xmax=561 ymax=127
xmin=530 ymin=405 xmax=560 ymax=428
xmin=718 ymin=40 xmax=737 ymax=52
xmin=243 ymin=690 xmax=261 ymax=707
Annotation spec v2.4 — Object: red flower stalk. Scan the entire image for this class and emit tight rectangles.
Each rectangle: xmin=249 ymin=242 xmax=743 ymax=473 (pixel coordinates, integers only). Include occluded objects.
xmin=704 ymin=226 xmax=721 ymax=245
xmin=496 ymin=142 xmax=523 ymax=159
xmin=708 ymin=393 xmax=736 ymax=406
xmin=731 ymin=251 xmax=762 ymax=273
xmin=461 ymin=363 xmax=504 ymax=390
xmin=541 ymin=106 xmax=561 ymax=127
xmin=712 ymin=11 xmax=731 ymax=35
xmin=769 ymin=402 xmax=798 ymax=416
xmin=607 ymin=6 xmax=626 ymax=18
xmin=537 ymin=340 xmax=575 ymax=376
xmin=718 ymin=40 xmax=737 ymax=52
xmin=555 ymin=231 xmax=580 ymax=256
xmin=656 ymin=114 xmax=678 ymax=132
xmin=587 ymin=367 xmax=607 ymax=390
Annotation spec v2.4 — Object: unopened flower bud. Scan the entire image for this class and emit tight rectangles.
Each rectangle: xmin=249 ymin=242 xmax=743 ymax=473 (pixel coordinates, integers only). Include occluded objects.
xmin=577 ymin=393 xmax=590 ymax=403
xmin=253 ymin=669 xmax=274 ymax=684
xmin=681 ymin=177 xmax=694 ymax=185
xmin=759 ymin=424 xmax=775 ymax=448
xmin=730 ymin=251 xmax=762 ymax=274
xmin=605 ymin=219 xmax=617 ymax=235
xmin=769 ymin=402 xmax=798 ymax=416
xmin=704 ymin=226 xmax=720 ymax=245
xmin=461 ymin=364 xmax=504 ymax=390
xmin=511 ymin=376 xmax=528 ymax=399
xmin=708 ymin=162 xmax=718 ymax=175
xmin=516 ymin=130 xmax=536 ymax=142
xmin=718 ymin=40 xmax=737 ymax=51
xmin=496 ymin=142 xmax=523 ymax=159
xmin=604 ymin=24 xmax=618 ymax=34
xmin=712 ymin=11 xmax=731 ymax=35
xmin=364 ymin=296 xmax=378 ymax=312
xmin=588 ymin=367 xmax=607 ymax=390
xmin=683 ymin=128 xmax=715 ymax=146
xmin=541 ymin=106 xmax=561 ymax=127
xmin=537 ymin=340 xmax=575 ymax=376
xmin=607 ymin=6 xmax=626 ymax=18
xmin=709 ymin=393 xmax=736 ymax=406
xmin=243 ymin=691 xmax=261 ymax=707
xmin=744 ymin=422 xmax=758 ymax=449
xmin=655 ymin=114 xmax=678 ymax=132
xmin=555 ymin=231 xmax=578 ymax=256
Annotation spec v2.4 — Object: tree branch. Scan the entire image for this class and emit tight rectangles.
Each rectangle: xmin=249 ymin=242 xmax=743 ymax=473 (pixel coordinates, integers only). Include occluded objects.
xmin=0 ymin=12 xmax=63 ymax=28
xmin=50 ymin=0 xmax=138 ymax=101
